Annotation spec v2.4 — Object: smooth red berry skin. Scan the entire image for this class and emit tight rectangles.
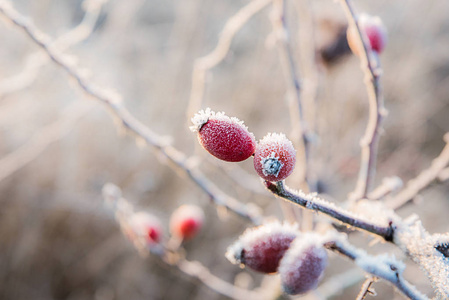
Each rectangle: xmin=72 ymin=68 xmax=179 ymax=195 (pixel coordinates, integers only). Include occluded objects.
xmin=226 ymin=222 xmax=299 ymax=274
xmin=279 ymin=239 xmax=328 ymax=295
xmin=253 ymin=133 xmax=296 ymax=182
xmin=170 ymin=205 xmax=204 ymax=240
xmin=347 ymin=14 xmax=387 ymax=56
xmin=191 ymin=109 xmax=256 ymax=162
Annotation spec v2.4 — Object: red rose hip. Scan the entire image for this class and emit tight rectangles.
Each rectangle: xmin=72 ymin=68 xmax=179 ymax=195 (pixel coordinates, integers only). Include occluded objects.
xmin=128 ymin=212 xmax=163 ymax=246
xmin=278 ymin=234 xmax=328 ymax=295
xmin=347 ymin=14 xmax=387 ymax=56
xmin=226 ymin=221 xmax=299 ymax=274
xmin=190 ymin=108 xmax=256 ymax=162
xmin=253 ymin=133 xmax=296 ymax=182
xmin=170 ymin=204 xmax=205 ymax=240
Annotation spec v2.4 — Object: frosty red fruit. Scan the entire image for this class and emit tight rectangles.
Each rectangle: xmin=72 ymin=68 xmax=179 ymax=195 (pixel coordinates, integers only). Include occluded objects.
xmin=191 ymin=108 xmax=256 ymax=162
xmin=226 ymin=221 xmax=299 ymax=274
xmin=347 ymin=14 xmax=387 ymax=56
xmin=128 ymin=212 xmax=163 ymax=245
xmin=253 ymin=133 xmax=296 ymax=182
xmin=278 ymin=234 xmax=328 ymax=295
xmin=170 ymin=204 xmax=205 ymax=240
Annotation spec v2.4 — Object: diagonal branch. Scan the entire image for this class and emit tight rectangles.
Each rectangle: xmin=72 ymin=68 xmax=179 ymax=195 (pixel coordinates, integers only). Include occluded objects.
xmin=0 ymin=0 xmax=263 ymax=225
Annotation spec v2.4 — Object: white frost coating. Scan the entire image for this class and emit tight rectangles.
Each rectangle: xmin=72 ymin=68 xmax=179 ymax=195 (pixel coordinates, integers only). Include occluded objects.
xmin=260 ymin=152 xmax=284 ymax=177
xmin=225 ymin=221 xmax=300 ymax=265
xmin=189 ymin=107 xmax=252 ymax=136
xmin=394 ymin=220 xmax=449 ymax=298
xmin=128 ymin=211 xmax=161 ymax=238
xmin=277 ymin=233 xmax=328 ymax=277
xmin=350 ymin=199 xmax=398 ymax=225
xmin=259 ymin=132 xmax=294 ymax=149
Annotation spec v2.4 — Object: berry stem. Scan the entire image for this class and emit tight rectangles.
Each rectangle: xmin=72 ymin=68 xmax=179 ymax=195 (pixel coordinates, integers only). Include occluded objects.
xmin=339 ymin=0 xmax=387 ymax=201
xmin=265 ymin=181 xmax=394 ymax=241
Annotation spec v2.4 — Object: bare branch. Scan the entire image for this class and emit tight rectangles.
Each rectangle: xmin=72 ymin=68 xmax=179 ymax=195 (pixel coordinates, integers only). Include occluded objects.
xmin=0 ymin=1 xmax=263 ymax=225
xmin=264 ymin=181 xmax=394 ymax=241
xmin=324 ymin=237 xmax=429 ymax=300
xmin=187 ymin=0 xmax=272 ymax=118
xmin=355 ymin=276 xmax=377 ymax=300
xmin=339 ymin=0 xmax=387 ymax=201
xmin=387 ymin=133 xmax=449 ymax=209
xmin=368 ymin=176 xmax=403 ymax=200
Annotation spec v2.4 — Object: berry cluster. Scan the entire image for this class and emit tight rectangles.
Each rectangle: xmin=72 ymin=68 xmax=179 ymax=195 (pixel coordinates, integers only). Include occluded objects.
xmin=226 ymin=221 xmax=328 ymax=295
xmin=191 ymin=108 xmax=296 ymax=182
xmin=126 ymin=204 xmax=205 ymax=248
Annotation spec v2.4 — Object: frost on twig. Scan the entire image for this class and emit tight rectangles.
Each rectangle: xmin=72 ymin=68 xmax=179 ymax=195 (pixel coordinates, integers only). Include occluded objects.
xmin=324 ymin=235 xmax=429 ymax=300
xmin=0 ymin=0 xmax=263 ymax=225
xmin=394 ymin=219 xmax=449 ymax=299
xmin=265 ymin=181 xmax=395 ymax=241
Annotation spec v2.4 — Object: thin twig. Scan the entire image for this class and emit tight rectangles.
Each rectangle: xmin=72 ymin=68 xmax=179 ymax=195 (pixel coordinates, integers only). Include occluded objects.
xmin=187 ymin=0 xmax=272 ymax=118
xmin=0 ymin=0 xmax=105 ymax=97
xmin=0 ymin=102 xmax=91 ymax=182
xmin=271 ymin=0 xmax=310 ymax=187
xmin=387 ymin=133 xmax=449 ymax=209
xmin=103 ymin=183 xmax=265 ymax=300
xmin=265 ymin=181 xmax=394 ymax=241
xmin=339 ymin=0 xmax=387 ymax=201
xmin=355 ymin=276 xmax=377 ymax=300
xmin=367 ymin=176 xmax=403 ymax=200
xmin=0 ymin=1 xmax=263 ymax=225
xmin=324 ymin=238 xmax=429 ymax=300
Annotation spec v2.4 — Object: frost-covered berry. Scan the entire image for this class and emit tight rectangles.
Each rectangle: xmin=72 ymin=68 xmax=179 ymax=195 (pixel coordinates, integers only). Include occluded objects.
xmin=278 ymin=234 xmax=328 ymax=295
xmin=226 ymin=221 xmax=299 ymax=274
xmin=347 ymin=14 xmax=387 ymax=56
xmin=170 ymin=204 xmax=205 ymax=240
xmin=190 ymin=108 xmax=256 ymax=162
xmin=128 ymin=212 xmax=163 ymax=245
xmin=253 ymin=133 xmax=296 ymax=182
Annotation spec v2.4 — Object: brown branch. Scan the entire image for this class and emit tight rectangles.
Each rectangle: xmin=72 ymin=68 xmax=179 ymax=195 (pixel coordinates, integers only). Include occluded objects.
xmin=265 ymin=181 xmax=394 ymax=241
xmin=339 ymin=0 xmax=387 ymax=201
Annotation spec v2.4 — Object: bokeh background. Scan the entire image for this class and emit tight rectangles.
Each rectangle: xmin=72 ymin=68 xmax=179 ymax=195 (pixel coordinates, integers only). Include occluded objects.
xmin=0 ymin=0 xmax=448 ymax=299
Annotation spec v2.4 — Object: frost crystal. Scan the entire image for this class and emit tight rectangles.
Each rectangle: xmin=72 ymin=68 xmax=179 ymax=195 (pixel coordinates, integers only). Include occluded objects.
xmin=189 ymin=107 xmax=251 ymax=135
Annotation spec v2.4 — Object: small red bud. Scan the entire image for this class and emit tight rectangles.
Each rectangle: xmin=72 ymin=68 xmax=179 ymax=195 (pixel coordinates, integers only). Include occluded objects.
xmin=347 ymin=14 xmax=387 ymax=56
xmin=170 ymin=204 xmax=205 ymax=240
xmin=191 ymin=108 xmax=256 ymax=162
xmin=128 ymin=212 xmax=163 ymax=245
xmin=226 ymin=221 xmax=299 ymax=274
xmin=253 ymin=133 xmax=296 ymax=182
xmin=278 ymin=234 xmax=328 ymax=295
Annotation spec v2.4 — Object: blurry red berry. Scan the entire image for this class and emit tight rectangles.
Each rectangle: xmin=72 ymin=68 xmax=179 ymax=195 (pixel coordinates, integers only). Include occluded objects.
xmin=347 ymin=14 xmax=387 ymax=56
xmin=226 ymin=221 xmax=299 ymax=274
xmin=170 ymin=204 xmax=205 ymax=240
xmin=190 ymin=108 xmax=256 ymax=162
xmin=278 ymin=234 xmax=328 ymax=295
xmin=253 ymin=133 xmax=296 ymax=182
xmin=128 ymin=212 xmax=163 ymax=245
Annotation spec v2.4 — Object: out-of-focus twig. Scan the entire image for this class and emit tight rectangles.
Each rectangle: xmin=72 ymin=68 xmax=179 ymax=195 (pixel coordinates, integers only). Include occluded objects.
xmin=271 ymin=0 xmax=310 ymax=188
xmin=0 ymin=0 xmax=106 ymax=97
xmin=0 ymin=102 xmax=92 ymax=182
xmin=0 ymin=1 xmax=263 ymax=225
xmin=339 ymin=0 xmax=387 ymax=201
xmin=324 ymin=237 xmax=429 ymax=300
xmin=387 ymin=133 xmax=449 ymax=209
xmin=102 ymin=183 xmax=266 ymax=300
xmin=316 ymin=268 xmax=364 ymax=299
xmin=367 ymin=176 xmax=403 ymax=200
xmin=187 ymin=0 xmax=272 ymax=118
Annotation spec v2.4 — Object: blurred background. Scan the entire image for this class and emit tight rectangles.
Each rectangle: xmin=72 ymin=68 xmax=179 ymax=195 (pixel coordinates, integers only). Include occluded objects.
xmin=0 ymin=0 xmax=448 ymax=299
